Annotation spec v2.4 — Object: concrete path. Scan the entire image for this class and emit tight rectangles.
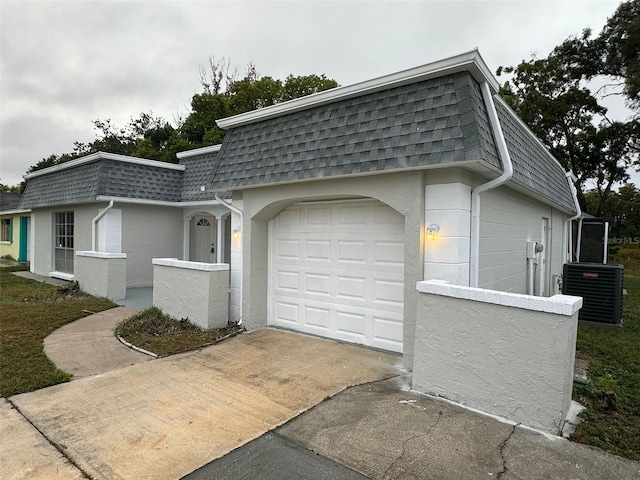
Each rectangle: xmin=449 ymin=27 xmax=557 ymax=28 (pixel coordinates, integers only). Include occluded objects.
xmin=12 ymin=270 xmax=69 ymax=286
xmin=9 ymin=329 xmax=401 ymax=480
xmin=44 ymin=306 xmax=151 ymax=379
xmin=0 ymin=398 xmax=84 ymax=480
xmin=278 ymin=376 xmax=640 ymax=480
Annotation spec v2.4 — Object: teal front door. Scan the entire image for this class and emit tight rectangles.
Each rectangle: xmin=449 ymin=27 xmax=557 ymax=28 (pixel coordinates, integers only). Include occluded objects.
xmin=18 ymin=216 xmax=28 ymax=262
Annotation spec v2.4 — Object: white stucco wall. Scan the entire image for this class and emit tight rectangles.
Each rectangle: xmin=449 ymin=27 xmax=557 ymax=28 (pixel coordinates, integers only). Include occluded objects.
xmin=121 ymin=204 xmax=183 ymax=287
xmin=413 ymin=280 xmax=582 ymax=434
xmin=238 ymin=171 xmax=424 ymax=369
xmin=75 ymin=251 xmax=127 ymax=300
xmin=479 ymin=186 xmax=567 ymax=295
xmin=30 ymin=204 xmax=97 ymax=278
xmin=152 ymin=259 xmax=229 ymax=329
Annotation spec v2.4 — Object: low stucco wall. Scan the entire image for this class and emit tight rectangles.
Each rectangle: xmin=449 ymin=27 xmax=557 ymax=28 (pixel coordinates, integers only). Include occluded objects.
xmin=413 ymin=279 xmax=582 ymax=434
xmin=152 ymin=259 xmax=229 ymax=329
xmin=75 ymin=251 xmax=127 ymax=300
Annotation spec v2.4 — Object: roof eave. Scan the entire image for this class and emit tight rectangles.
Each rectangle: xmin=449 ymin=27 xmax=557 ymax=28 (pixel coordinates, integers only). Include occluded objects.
xmin=176 ymin=144 xmax=222 ymax=159
xmin=216 ymin=49 xmax=499 ymax=129
xmin=24 ymin=152 xmax=185 ymax=180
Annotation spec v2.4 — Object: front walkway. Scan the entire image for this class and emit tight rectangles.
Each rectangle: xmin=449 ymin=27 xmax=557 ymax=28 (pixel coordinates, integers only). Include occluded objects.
xmin=44 ymin=306 xmax=152 ymax=379
xmin=115 ymin=287 xmax=153 ymax=311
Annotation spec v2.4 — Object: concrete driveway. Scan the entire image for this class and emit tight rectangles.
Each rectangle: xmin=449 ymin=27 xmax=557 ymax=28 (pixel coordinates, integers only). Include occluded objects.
xmin=7 ymin=329 xmax=401 ymax=480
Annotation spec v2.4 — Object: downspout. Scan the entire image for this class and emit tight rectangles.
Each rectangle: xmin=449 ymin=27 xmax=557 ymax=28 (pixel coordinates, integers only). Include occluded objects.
xmin=92 ymin=200 xmax=114 ymax=252
xmin=563 ymin=171 xmax=582 ymax=265
xmin=215 ymin=192 xmax=243 ymax=324
xmin=470 ymin=82 xmax=514 ymax=287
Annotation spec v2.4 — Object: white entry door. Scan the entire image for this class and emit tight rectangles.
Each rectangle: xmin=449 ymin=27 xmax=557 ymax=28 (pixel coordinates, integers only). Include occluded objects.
xmin=194 ymin=215 xmax=215 ymax=263
xmin=269 ymin=199 xmax=405 ymax=353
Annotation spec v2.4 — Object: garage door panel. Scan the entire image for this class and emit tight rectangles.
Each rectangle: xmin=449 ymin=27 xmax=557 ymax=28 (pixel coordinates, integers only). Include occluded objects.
xmin=274 ymin=301 xmax=299 ymax=325
xmin=338 ymin=205 xmax=368 ymax=226
xmin=336 ymin=275 xmax=367 ymax=301
xmin=276 ymin=270 xmax=299 ymax=292
xmin=270 ymin=199 xmax=404 ymax=353
xmin=276 ymin=239 xmax=300 ymax=260
xmin=372 ymin=316 xmax=403 ymax=351
xmin=373 ymin=279 xmax=404 ymax=306
xmin=304 ymin=272 xmax=331 ymax=296
xmin=335 ymin=310 xmax=366 ymax=337
xmin=373 ymin=241 xmax=404 ymax=267
xmin=307 ymin=207 xmax=332 ymax=226
xmin=276 ymin=208 xmax=301 ymax=227
xmin=306 ymin=240 xmax=331 ymax=261
xmin=304 ymin=306 xmax=330 ymax=331
xmin=337 ymin=241 xmax=367 ymax=264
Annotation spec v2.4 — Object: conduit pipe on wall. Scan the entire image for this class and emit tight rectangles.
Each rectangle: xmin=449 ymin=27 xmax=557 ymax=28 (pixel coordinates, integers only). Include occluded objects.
xmin=215 ymin=192 xmax=243 ymax=324
xmin=563 ymin=171 xmax=582 ymax=265
xmin=92 ymin=200 xmax=114 ymax=252
xmin=470 ymin=82 xmax=514 ymax=287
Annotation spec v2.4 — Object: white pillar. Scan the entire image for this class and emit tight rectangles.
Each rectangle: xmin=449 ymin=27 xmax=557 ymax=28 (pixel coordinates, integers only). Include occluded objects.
xmin=216 ymin=215 xmax=223 ymax=263
xmin=183 ymin=217 xmax=191 ymax=261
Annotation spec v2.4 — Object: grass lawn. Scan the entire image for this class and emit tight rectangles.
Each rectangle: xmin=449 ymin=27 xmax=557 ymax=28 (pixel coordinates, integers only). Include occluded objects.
xmin=571 ymin=245 xmax=640 ymax=460
xmin=115 ymin=307 xmax=241 ymax=357
xmin=0 ymin=266 xmax=115 ymax=397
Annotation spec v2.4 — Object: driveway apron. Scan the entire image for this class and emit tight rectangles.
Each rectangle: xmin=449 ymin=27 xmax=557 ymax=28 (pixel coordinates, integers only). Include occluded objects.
xmin=10 ymin=328 xmax=402 ymax=480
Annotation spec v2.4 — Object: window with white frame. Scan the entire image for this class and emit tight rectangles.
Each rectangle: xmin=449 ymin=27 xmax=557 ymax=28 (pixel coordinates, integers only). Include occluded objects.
xmin=54 ymin=212 xmax=74 ymax=273
xmin=1 ymin=218 xmax=11 ymax=242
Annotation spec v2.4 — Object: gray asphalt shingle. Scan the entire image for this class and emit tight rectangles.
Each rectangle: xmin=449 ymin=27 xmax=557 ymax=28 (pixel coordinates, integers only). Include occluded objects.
xmin=206 ymin=70 xmax=575 ymax=214
xmin=210 ymin=72 xmax=500 ymax=191
xmin=20 ymin=159 xmax=183 ymax=209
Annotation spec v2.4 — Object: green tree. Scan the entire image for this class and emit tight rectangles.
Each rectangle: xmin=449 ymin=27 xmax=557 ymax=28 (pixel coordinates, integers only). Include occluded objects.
xmin=554 ymin=0 xmax=640 ymax=108
xmin=282 ymin=74 xmax=338 ymax=101
xmin=498 ymin=0 xmax=640 ymax=211
xmin=497 ymin=57 xmax=623 ymax=209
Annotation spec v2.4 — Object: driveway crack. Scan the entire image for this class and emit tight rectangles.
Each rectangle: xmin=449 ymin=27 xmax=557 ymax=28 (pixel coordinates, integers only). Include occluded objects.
xmin=496 ymin=423 xmax=519 ymax=479
xmin=383 ymin=409 xmax=443 ymax=479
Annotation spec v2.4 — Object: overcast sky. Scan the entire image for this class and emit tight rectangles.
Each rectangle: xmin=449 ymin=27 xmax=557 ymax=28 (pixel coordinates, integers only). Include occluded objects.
xmin=1 ymin=0 xmax=634 ymax=187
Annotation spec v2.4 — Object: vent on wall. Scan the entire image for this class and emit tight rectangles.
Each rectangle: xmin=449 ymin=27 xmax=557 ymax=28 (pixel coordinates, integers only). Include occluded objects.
xmin=562 ymin=263 xmax=624 ymax=325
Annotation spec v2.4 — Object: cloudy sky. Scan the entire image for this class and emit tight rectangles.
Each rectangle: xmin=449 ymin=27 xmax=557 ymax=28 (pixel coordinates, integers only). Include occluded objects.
xmin=0 ymin=0 xmax=633 ymax=187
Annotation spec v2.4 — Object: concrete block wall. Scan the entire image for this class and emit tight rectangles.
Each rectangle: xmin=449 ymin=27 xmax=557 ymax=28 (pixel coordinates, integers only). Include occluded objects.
xmin=424 ymin=183 xmax=471 ymax=286
xmin=75 ymin=251 xmax=127 ymax=300
xmin=152 ymin=258 xmax=229 ymax=329
xmin=413 ymin=279 xmax=582 ymax=434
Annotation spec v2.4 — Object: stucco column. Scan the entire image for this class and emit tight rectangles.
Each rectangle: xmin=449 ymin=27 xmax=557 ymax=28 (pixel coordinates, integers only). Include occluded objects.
xmin=183 ymin=216 xmax=191 ymax=261
xmin=215 ymin=215 xmax=223 ymax=263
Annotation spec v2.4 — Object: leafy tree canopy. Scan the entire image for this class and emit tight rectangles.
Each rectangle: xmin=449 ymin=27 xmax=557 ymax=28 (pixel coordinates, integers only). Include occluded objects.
xmin=498 ymin=0 xmax=639 ymax=215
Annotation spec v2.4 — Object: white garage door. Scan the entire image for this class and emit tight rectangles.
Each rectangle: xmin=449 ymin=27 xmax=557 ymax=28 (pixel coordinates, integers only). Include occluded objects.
xmin=269 ymin=199 xmax=405 ymax=353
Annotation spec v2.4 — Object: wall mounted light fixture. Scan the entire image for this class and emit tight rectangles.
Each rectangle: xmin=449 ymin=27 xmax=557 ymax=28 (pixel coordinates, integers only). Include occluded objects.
xmin=426 ymin=224 xmax=440 ymax=241
xmin=232 ymin=227 xmax=241 ymax=239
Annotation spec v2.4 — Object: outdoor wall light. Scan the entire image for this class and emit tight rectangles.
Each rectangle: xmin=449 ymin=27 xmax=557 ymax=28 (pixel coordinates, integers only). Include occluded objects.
xmin=232 ymin=227 xmax=241 ymax=239
xmin=426 ymin=224 xmax=440 ymax=240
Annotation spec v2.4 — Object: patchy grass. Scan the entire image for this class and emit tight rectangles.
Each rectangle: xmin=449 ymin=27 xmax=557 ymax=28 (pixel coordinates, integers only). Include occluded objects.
xmin=571 ymin=250 xmax=640 ymax=460
xmin=0 ymin=268 xmax=115 ymax=397
xmin=115 ymin=307 xmax=241 ymax=357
